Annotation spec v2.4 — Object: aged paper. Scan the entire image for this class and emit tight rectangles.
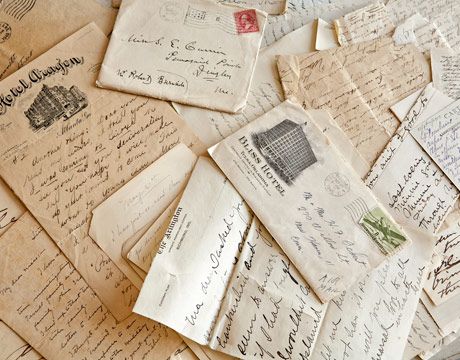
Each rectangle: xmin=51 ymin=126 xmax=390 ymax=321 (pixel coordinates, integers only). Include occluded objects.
xmin=420 ymin=332 xmax=460 ymax=360
xmin=0 ymin=0 xmax=116 ymax=80
xmin=209 ymin=101 xmax=410 ymax=303
xmin=216 ymin=0 xmax=287 ymax=14
xmin=0 ymin=321 xmax=43 ymax=360
xmin=311 ymin=227 xmax=434 ymax=360
xmin=0 ymin=213 xmax=182 ymax=360
xmin=424 ymin=214 xmax=460 ymax=304
xmin=135 ymin=157 xmax=254 ymax=345
xmin=278 ymin=38 xmax=430 ymax=165
xmin=98 ymin=0 xmax=266 ymax=113
xmin=0 ymin=23 xmax=202 ymax=321
xmin=169 ymin=342 xmax=200 ymax=360
xmin=136 ymin=181 xmax=327 ymax=359
xmin=390 ymin=88 xmax=424 ymax=121
xmin=315 ymin=18 xmax=339 ymax=50
xmin=173 ymin=22 xmax=316 ymax=148
xmin=262 ymin=0 xmax=372 ymax=47
xmin=306 ymin=109 xmax=370 ymax=179
xmin=184 ymin=340 xmax=236 ymax=360
xmin=403 ymin=302 xmax=444 ymax=360
xmin=0 ymin=177 xmax=24 ymax=237
xmin=411 ymin=98 xmax=460 ymax=192
xmin=365 ymin=84 xmax=459 ymax=236
xmin=393 ymin=14 xmax=450 ymax=54
xmin=334 ymin=2 xmax=395 ymax=46
xmin=421 ymin=289 xmax=460 ymax=336
xmin=127 ymin=196 xmax=181 ymax=274
xmin=432 ymin=48 xmax=460 ymax=100
xmin=89 ymin=144 xmax=197 ymax=288
xmin=208 ymin=217 xmax=326 ymax=359
xmin=386 ymin=0 xmax=460 ymax=51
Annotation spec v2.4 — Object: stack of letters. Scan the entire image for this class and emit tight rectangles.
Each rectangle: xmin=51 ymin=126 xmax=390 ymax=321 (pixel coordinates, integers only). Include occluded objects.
xmin=1 ymin=0 xmax=460 ymax=359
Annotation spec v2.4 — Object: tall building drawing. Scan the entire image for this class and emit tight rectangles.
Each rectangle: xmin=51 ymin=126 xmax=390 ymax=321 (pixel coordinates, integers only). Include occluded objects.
xmin=24 ymin=84 xmax=88 ymax=131
xmin=252 ymin=119 xmax=317 ymax=185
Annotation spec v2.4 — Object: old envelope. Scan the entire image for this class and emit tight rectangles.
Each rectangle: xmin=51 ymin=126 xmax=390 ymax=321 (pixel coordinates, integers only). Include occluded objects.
xmin=216 ymin=0 xmax=287 ymax=15
xmin=209 ymin=100 xmax=411 ymax=303
xmin=89 ymin=144 xmax=197 ymax=289
xmin=97 ymin=0 xmax=266 ymax=113
xmin=134 ymin=158 xmax=326 ymax=357
xmin=0 ymin=23 xmax=202 ymax=321
xmin=0 ymin=0 xmax=116 ymax=80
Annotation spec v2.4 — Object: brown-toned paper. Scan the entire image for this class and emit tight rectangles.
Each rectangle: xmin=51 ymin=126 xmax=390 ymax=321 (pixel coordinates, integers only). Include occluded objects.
xmin=0 ymin=321 xmax=44 ymax=360
xmin=0 ymin=0 xmax=116 ymax=80
xmin=98 ymin=0 xmax=266 ymax=113
xmin=277 ymin=38 xmax=430 ymax=165
xmin=0 ymin=23 xmax=203 ymax=321
xmin=0 ymin=213 xmax=182 ymax=360
xmin=334 ymin=2 xmax=395 ymax=46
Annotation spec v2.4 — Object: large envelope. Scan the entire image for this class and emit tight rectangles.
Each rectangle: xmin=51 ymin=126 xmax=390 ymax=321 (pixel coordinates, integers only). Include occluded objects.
xmin=97 ymin=0 xmax=266 ymax=113
xmin=0 ymin=0 xmax=116 ymax=80
xmin=0 ymin=23 xmax=203 ymax=321
xmin=209 ymin=100 xmax=411 ymax=303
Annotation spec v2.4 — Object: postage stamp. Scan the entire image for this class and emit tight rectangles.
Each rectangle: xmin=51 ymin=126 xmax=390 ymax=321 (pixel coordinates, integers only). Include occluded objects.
xmin=359 ymin=207 xmax=407 ymax=255
xmin=234 ymin=9 xmax=259 ymax=34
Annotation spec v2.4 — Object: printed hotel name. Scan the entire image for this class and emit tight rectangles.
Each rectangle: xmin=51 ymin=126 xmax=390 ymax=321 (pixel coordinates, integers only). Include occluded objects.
xmin=0 ymin=57 xmax=85 ymax=116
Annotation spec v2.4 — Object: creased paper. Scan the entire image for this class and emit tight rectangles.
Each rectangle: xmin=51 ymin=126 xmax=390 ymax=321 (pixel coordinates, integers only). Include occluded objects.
xmin=278 ymin=38 xmax=430 ymax=165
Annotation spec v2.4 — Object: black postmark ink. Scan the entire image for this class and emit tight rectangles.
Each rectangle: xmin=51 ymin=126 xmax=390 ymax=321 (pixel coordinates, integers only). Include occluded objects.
xmin=159 ymin=1 xmax=183 ymax=23
xmin=0 ymin=22 xmax=12 ymax=43
xmin=2 ymin=0 xmax=36 ymax=21
xmin=324 ymin=172 xmax=350 ymax=197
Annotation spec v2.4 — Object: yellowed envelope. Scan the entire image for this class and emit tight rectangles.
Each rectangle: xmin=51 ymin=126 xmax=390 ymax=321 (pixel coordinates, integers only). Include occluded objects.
xmin=0 ymin=0 xmax=116 ymax=80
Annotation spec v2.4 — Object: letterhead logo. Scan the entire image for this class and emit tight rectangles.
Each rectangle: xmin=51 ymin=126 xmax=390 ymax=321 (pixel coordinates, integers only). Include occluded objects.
xmin=24 ymin=84 xmax=88 ymax=131
xmin=251 ymin=119 xmax=317 ymax=186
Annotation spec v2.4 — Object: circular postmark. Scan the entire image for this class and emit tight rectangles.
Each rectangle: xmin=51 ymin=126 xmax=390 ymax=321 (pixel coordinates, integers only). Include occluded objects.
xmin=0 ymin=22 xmax=11 ymax=43
xmin=324 ymin=172 xmax=350 ymax=197
xmin=159 ymin=1 xmax=183 ymax=23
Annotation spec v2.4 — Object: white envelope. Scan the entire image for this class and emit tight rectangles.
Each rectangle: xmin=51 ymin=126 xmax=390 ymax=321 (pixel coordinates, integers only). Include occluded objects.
xmin=98 ymin=0 xmax=267 ymax=113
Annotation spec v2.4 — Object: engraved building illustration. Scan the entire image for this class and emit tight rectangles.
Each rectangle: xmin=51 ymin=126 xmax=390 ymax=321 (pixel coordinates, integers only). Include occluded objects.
xmin=252 ymin=119 xmax=317 ymax=185
xmin=24 ymin=84 xmax=88 ymax=131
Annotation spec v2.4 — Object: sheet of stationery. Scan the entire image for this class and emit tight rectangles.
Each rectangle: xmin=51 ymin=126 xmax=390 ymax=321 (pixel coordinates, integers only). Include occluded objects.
xmin=3 ymin=0 xmax=460 ymax=359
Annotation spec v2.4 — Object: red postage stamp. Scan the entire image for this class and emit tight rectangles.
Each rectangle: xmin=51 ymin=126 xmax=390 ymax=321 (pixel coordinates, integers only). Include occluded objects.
xmin=234 ymin=9 xmax=259 ymax=34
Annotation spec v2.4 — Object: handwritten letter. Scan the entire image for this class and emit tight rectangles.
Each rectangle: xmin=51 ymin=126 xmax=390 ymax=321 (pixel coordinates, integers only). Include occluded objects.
xmin=334 ymin=2 xmax=395 ymax=45
xmin=0 ymin=24 xmax=202 ymax=320
xmin=0 ymin=213 xmax=182 ymax=360
xmin=366 ymin=84 xmax=458 ymax=235
xmin=411 ymin=98 xmax=460 ymax=192
xmin=278 ymin=38 xmax=430 ymax=164
xmin=432 ymin=48 xmax=460 ymax=100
